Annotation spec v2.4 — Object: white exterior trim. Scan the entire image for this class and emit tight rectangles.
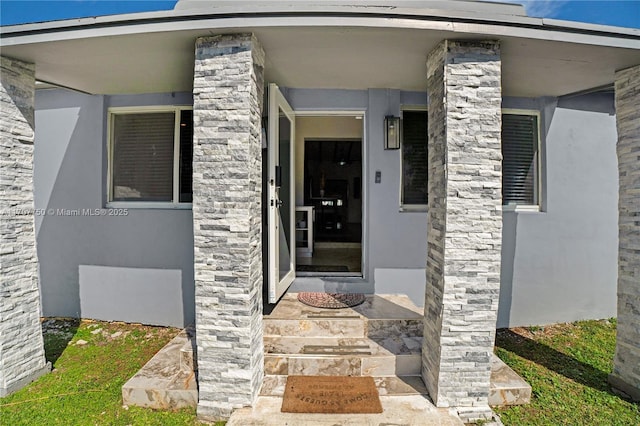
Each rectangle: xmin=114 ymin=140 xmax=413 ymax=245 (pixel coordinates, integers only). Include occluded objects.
xmin=106 ymin=105 xmax=193 ymax=209
xmin=172 ymin=110 xmax=181 ymax=204
xmin=294 ymin=110 xmax=366 ymax=116
xmin=105 ymin=201 xmax=193 ymax=210
xmin=292 ymin=109 xmax=368 ymax=279
xmin=502 ymin=204 xmax=541 ymax=213
xmin=502 ymin=108 xmax=543 ymax=210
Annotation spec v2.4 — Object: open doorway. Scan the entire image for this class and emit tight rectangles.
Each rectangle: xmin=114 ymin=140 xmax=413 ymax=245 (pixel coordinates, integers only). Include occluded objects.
xmin=294 ymin=115 xmax=364 ymax=276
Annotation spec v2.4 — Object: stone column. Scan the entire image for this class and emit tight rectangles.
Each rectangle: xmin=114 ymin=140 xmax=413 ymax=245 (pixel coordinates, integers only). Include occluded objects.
xmin=0 ymin=56 xmax=50 ymax=397
xmin=192 ymin=34 xmax=265 ymax=420
xmin=422 ymin=40 xmax=502 ymax=422
xmin=609 ymin=64 xmax=640 ymax=402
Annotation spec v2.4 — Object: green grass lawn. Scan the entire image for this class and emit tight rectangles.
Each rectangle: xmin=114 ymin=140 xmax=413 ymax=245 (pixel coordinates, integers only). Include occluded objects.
xmin=2 ymin=318 xmax=638 ymax=425
xmin=0 ymin=319 xmax=204 ymax=425
xmin=495 ymin=319 xmax=640 ymax=426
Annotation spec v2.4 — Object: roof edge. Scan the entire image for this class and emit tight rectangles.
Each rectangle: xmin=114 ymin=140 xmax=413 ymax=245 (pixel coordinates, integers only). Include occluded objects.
xmin=1 ymin=4 xmax=639 ymax=46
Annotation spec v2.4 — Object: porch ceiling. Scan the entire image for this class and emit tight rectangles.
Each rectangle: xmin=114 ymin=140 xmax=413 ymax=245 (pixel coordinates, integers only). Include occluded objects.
xmin=2 ymin=25 xmax=640 ymax=97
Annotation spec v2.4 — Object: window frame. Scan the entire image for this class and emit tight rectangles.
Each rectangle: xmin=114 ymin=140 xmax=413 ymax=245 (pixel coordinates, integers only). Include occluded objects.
xmin=106 ymin=105 xmax=193 ymax=209
xmin=501 ymin=108 xmax=542 ymax=213
xmin=399 ymin=105 xmax=428 ymax=212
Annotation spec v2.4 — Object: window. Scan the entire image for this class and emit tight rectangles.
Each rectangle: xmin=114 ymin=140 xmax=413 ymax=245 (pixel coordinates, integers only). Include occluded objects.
xmin=502 ymin=111 xmax=540 ymax=208
xmin=401 ymin=109 xmax=428 ymax=208
xmin=109 ymin=107 xmax=193 ymax=206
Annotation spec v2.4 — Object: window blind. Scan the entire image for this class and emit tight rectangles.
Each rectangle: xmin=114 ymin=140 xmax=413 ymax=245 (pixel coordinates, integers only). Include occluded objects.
xmin=112 ymin=112 xmax=175 ymax=201
xmin=401 ymin=110 xmax=428 ymax=205
xmin=502 ymin=113 xmax=538 ymax=205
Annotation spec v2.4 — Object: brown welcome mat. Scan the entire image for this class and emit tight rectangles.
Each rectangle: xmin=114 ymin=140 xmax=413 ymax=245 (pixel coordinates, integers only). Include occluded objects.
xmin=281 ymin=376 xmax=383 ymax=414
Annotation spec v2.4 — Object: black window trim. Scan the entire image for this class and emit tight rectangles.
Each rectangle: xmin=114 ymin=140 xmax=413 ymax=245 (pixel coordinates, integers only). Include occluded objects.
xmin=400 ymin=106 xmax=429 ymax=212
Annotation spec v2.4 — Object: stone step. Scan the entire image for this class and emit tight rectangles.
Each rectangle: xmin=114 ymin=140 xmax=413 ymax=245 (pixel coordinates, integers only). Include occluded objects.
xmin=227 ymin=395 xmax=465 ymax=426
xmin=266 ymin=294 xmax=424 ymax=321
xmin=264 ymin=315 xmax=367 ymax=338
xmin=179 ymin=328 xmax=197 ymax=372
xmin=489 ymin=354 xmax=532 ymax=406
xmin=122 ymin=329 xmax=197 ymax=409
xmin=366 ymin=318 xmax=423 ymax=339
xmin=264 ymin=336 xmax=422 ymax=376
xmin=262 ymin=320 xmax=423 ymax=339
xmin=263 ymin=294 xmax=424 ymax=338
xmin=260 ymin=374 xmax=428 ymax=397
xmin=246 ymin=370 xmax=463 ymax=425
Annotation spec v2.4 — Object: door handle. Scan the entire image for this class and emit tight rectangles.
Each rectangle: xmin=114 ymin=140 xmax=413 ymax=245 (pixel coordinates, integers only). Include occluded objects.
xmin=271 ymin=199 xmax=283 ymax=207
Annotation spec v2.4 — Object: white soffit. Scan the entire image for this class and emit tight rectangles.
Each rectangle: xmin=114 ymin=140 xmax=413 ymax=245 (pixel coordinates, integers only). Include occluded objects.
xmin=1 ymin=4 xmax=639 ymax=97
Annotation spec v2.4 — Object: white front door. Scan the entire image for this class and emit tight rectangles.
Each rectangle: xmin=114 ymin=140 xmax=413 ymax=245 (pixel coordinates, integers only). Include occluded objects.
xmin=267 ymin=84 xmax=296 ymax=303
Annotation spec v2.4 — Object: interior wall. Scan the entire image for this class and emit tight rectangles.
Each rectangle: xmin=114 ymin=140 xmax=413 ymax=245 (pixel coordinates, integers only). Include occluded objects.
xmin=295 ymin=116 xmax=364 ymax=218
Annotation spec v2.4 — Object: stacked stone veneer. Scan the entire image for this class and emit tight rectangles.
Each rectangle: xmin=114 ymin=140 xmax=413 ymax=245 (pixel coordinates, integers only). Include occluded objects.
xmin=0 ymin=56 xmax=50 ymax=396
xmin=422 ymin=40 xmax=502 ymax=422
xmin=610 ymin=64 xmax=640 ymax=402
xmin=192 ymin=34 xmax=265 ymax=420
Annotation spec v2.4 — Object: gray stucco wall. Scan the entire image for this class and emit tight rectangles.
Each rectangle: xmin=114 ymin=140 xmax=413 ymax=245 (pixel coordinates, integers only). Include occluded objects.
xmin=288 ymin=88 xmax=618 ymax=328
xmin=286 ymin=88 xmax=429 ymax=305
xmin=34 ymin=87 xmax=617 ymax=328
xmin=497 ymin=94 xmax=618 ymax=327
xmin=34 ymin=89 xmax=195 ymax=327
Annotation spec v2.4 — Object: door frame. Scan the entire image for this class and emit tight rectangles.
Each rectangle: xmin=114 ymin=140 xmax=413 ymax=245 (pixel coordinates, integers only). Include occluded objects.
xmin=293 ymin=110 xmax=368 ymax=280
xmin=267 ymin=84 xmax=296 ymax=303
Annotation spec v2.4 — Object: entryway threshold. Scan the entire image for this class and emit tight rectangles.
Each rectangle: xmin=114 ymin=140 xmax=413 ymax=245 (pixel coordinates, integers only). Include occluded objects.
xmin=295 ymin=272 xmax=362 ymax=277
xmin=226 ymin=395 xmax=464 ymax=426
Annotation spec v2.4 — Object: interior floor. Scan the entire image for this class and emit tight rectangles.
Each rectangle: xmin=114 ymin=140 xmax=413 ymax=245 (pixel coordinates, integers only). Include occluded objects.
xmin=296 ymin=247 xmax=362 ymax=273
xmin=295 ymin=116 xmax=364 ymax=275
xmin=314 ymin=222 xmax=362 ymax=243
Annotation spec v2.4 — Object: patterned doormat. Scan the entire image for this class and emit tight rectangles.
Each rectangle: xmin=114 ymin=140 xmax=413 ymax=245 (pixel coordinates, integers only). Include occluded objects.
xmin=297 ymin=292 xmax=366 ymax=309
xmin=281 ymin=375 xmax=383 ymax=414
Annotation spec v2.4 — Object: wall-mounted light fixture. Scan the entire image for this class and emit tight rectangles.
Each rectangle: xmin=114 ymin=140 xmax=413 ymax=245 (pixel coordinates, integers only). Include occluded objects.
xmin=384 ymin=115 xmax=401 ymax=150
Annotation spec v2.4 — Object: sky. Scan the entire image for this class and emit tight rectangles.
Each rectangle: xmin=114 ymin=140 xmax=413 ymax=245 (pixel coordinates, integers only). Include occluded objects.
xmin=0 ymin=0 xmax=639 ymax=29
